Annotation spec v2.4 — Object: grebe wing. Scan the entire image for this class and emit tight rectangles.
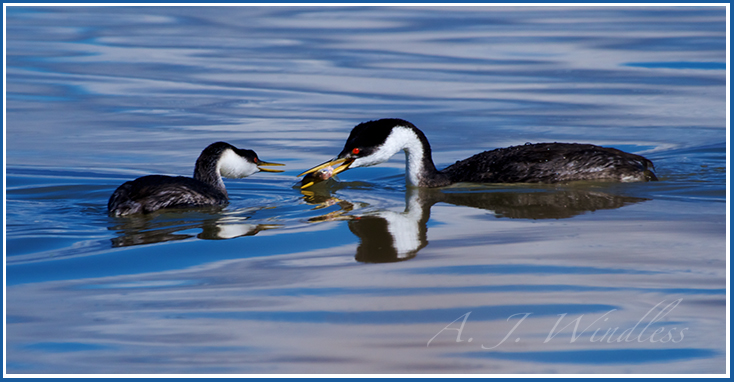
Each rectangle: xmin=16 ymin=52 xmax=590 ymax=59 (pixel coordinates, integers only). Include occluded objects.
xmin=108 ymin=175 xmax=227 ymax=215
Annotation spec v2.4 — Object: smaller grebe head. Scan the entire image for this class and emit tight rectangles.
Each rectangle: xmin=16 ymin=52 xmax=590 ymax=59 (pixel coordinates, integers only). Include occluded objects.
xmin=198 ymin=142 xmax=284 ymax=179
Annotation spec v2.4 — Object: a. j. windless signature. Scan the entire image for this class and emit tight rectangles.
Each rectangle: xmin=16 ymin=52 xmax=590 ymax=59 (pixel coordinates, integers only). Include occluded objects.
xmin=427 ymin=299 xmax=688 ymax=348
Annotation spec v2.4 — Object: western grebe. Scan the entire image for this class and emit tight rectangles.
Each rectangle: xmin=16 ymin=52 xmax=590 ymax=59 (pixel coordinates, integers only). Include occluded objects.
xmin=299 ymin=118 xmax=657 ymax=188
xmin=109 ymin=142 xmax=284 ymax=216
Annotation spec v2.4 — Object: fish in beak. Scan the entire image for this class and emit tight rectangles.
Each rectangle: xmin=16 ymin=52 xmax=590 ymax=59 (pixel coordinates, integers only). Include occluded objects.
xmin=298 ymin=157 xmax=355 ymax=188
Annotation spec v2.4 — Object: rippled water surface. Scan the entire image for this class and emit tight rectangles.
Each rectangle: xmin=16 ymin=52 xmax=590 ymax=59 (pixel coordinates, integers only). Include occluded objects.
xmin=5 ymin=6 xmax=727 ymax=374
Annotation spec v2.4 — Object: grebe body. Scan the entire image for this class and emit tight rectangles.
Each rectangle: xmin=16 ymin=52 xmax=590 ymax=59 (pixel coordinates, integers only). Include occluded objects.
xmin=300 ymin=119 xmax=657 ymax=188
xmin=109 ymin=142 xmax=283 ymax=216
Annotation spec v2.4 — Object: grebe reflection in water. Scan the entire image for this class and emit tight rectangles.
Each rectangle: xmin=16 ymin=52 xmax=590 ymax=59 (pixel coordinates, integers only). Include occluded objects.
xmin=303 ymin=185 xmax=649 ymax=263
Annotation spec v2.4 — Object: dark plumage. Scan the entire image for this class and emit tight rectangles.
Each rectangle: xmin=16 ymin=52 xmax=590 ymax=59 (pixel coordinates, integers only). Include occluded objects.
xmin=442 ymin=142 xmax=658 ymax=184
xmin=108 ymin=142 xmax=283 ymax=216
xmin=108 ymin=175 xmax=228 ymax=216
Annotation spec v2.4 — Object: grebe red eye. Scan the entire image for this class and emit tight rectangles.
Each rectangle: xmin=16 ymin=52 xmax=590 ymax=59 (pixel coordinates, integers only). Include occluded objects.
xmin=352 ymin=148 xmax=360 ymax=155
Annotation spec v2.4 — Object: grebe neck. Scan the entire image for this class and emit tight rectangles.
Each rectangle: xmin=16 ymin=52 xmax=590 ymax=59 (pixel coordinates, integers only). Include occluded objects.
xmin=194 ymin=153 xmax=228 ymax=197
xmin=398 ymin=126 xmax=451 ymax=188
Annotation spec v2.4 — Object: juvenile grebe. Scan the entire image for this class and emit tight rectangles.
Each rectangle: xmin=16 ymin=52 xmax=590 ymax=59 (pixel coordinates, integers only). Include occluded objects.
xmin=299 ymin=118 xmax=657 ymax=188
xmin=108 ymin=142 xmax=284 ymax=216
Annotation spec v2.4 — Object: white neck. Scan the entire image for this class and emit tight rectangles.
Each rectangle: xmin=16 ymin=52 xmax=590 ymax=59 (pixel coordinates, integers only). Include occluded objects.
xmin=352 ymin=126 xmax=427 ymax=187
xmin=403 ymin=137 xmax=425 ymax=187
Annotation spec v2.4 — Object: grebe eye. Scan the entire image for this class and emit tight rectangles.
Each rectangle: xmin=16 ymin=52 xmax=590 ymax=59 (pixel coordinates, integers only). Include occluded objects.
xmin=352 ymin=148 xmax=360 ymax=155
xmin=254 ymin=157 xmax=258 ymax=162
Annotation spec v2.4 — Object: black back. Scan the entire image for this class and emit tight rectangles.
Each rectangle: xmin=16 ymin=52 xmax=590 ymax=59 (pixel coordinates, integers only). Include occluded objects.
xmin=442 ymin=142 xmax=658 ymax=183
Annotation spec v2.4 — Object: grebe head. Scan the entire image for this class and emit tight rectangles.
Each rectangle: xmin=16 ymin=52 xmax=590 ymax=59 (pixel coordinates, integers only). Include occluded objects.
xmin=337 ymin=119 xmax=420 ymax=168
xmin=220 ymin=146 xmax=285 ymax=178
xmin=299 ymin=119 xmax=430 ymax=187
xmin=197 ymin=142 xmax=284 ymax=181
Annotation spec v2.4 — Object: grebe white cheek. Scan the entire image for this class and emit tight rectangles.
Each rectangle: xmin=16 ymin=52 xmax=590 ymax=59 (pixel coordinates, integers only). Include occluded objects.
xmin=351 ymin=127 xmax=408 ymax=166
xmin=218 ymin=149 xmax=260 ymax=178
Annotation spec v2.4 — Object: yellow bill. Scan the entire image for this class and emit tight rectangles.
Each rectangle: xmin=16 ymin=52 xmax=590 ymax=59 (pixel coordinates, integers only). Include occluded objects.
xmin=299 ymin=157 xmax=355 ymax=189
xmin=257 ymin=161 xmax=286 ymax=172
xmin=298 ymin=157 xmax=353 ymax=177
xmin=331 ymin=160 xmax=353 ymax=176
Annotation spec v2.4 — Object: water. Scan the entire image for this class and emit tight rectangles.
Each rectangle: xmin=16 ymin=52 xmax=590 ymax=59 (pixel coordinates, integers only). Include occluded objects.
xmin=5 ymin=6 xmax=727 ymax=374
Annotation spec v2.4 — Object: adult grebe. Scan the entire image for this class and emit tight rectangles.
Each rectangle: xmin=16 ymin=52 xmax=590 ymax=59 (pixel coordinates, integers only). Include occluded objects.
xmin=299 ymin=119 xmax=657 ymax=188
xmin=108 ymin=142 xmax=284 ymax=216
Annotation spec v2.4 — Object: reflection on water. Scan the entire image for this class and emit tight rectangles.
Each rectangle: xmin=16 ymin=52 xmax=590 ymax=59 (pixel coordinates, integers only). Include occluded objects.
xmin=110 ymin=182 xmax=648 ymax=262
xmin=109 ymin=206 xmax=281 ymax=247
xmin=5 ymin=5 xmax=726 ymax=375
xmin=305 ymin=187 xmax=430 ymax=263
xmin=303 ymin=184 xmax=649 ymax=263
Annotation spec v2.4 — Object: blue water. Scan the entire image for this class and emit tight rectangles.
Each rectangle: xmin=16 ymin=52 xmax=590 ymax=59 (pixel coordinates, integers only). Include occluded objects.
xmin=5 ymin=5 xmax=727 ymax=374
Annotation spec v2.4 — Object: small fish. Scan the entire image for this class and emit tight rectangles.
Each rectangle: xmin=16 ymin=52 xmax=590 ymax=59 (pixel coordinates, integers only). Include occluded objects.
xmin=301 ymin=166 xmax=335 ymax=188
xmin=314 ymin=166 xmax=335 ymax=180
